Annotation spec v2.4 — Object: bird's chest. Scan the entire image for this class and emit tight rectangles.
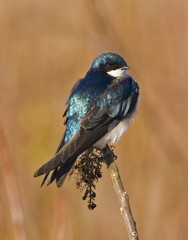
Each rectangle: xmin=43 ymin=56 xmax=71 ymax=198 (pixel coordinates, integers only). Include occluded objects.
xmin=94 ymin=118 xmax=131 ymax=149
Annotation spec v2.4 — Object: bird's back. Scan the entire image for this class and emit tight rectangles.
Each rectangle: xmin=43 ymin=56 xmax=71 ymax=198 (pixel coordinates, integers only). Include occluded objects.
xmin=63 ymin=70 xmax=114 ymax=144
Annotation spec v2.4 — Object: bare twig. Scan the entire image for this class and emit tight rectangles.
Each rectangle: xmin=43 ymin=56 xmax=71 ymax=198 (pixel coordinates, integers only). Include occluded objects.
xmin=103 ymin=146 xmax=139 ymax=240
xmin=0 ymin=122 xmax=27 ymax=240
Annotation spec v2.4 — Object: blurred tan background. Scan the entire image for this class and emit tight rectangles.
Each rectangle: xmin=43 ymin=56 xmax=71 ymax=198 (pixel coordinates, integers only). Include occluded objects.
xmin=0 ymin=0 xmax=188 ymax=239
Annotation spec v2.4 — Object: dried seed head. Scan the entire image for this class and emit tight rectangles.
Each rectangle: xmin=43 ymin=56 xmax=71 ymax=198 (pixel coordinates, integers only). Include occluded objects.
xmin=71 ymin=147 xmax=104 ymax=210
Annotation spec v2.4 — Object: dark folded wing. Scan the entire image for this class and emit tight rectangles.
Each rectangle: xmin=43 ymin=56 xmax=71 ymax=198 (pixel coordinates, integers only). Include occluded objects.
xmin=34 ymin=106 xmax=115 ymax=177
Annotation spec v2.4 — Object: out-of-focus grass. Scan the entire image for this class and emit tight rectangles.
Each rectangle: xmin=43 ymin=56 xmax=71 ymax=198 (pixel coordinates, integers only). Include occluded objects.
xmin=0 ymin=0 xmax=188 ymax=239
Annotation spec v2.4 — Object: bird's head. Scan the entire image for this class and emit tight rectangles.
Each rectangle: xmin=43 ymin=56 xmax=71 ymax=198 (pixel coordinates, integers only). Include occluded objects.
xmin=91 ymin=53 xmax=131 ymax=77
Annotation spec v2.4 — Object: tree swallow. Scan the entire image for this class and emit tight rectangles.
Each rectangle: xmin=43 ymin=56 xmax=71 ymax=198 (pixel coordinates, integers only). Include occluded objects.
xmin=34 ymin=53 xmax=139 ymax=187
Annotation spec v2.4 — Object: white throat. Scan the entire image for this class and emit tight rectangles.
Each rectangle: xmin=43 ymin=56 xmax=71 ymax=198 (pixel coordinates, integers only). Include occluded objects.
xmin=107 ymin=68 xmax=127 ymax=77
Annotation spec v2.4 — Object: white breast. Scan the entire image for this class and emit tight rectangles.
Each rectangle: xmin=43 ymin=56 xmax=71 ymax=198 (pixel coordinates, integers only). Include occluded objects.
xmin=94 ymin=117 xmax=133 ymax=149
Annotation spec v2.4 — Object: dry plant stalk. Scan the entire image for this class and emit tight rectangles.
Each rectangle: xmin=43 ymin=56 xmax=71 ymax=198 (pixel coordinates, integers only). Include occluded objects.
xmin=0 ymin=123 xmax=27 ymax=240
xmin=103 ymin=146 xmax=139 ymax=240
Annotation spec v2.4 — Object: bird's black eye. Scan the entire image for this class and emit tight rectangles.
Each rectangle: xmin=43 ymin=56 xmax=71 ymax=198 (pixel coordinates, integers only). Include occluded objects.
xmin=106 ymin=63 xmax=111 ymax=69
xmin=105 ymin=63 xmax=116 ymax=70
xmin=105 ymin=63 xmax=118 ymax=71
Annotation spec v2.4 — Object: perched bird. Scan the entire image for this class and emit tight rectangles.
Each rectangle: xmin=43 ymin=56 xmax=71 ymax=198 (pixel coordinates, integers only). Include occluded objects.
xmin=34 ymin=53 xmax=139 ymax=187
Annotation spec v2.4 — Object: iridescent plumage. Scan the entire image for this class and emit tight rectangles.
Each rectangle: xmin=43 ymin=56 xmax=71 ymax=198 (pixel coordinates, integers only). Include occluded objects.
xmin=34 ymin=53 xmax=139 ymax=187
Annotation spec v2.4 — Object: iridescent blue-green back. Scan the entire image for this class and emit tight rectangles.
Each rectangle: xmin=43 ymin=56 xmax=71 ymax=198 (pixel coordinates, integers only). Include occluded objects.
xmin=63 ymin=71 xmax=113 ymax=144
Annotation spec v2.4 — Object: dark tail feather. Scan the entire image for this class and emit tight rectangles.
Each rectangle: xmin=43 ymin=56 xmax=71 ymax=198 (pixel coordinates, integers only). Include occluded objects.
xmin=47 ymin=168 xmax=58 ymax=185
xmin=55 ymin=160 xmax=76 ymax=187
xmin=40 ymin=159 xmax=76 ymax=187
xmin=40 ymin=172 xmax=50 ymax=187
xmin=41 ymin=136 xmax=66 ymax=187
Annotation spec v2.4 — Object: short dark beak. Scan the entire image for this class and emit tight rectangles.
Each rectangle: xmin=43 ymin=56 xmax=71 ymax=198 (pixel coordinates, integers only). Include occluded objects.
xmin=122 ymin=66 xmax=131 ymax=70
